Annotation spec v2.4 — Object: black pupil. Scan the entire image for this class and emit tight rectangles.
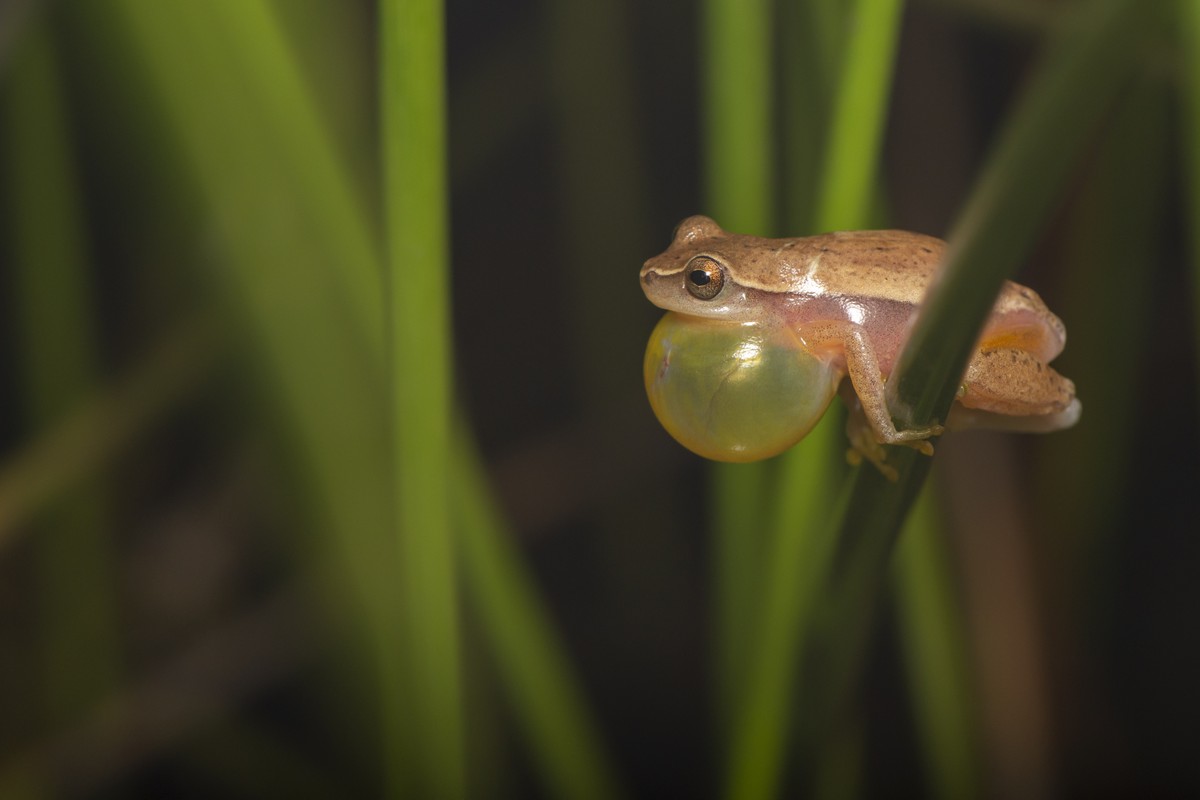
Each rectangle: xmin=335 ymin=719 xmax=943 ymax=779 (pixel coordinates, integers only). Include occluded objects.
xmin=689 ymin=269 xmax=711 ymax=286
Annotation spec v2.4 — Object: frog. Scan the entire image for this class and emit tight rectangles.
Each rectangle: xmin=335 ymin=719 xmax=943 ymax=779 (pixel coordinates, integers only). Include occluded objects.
xmin=640 ymin=215 xmax=1080 ymax=477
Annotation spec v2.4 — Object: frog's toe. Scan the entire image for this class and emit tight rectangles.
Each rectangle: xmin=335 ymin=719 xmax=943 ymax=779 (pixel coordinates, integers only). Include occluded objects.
xmin=845 ymin=446 xmax=899 ymax=482
xmin=906 ymin=439 xmax=935 ymax=457
xmin=884 ymin=423 xmax=943 ymax=446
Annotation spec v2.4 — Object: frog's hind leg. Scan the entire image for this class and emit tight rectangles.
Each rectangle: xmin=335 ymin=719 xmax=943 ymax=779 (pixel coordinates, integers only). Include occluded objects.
xmin=951 ymin=347 xmax=1079 ymax=432
xmin=829 ymin=323 xmax=943 ymax=450
xmin=839 ymin=382 xmax=899 ymax=481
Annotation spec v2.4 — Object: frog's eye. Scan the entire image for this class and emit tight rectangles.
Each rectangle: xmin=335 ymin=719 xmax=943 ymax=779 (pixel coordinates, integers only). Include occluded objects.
xmin=644 ymin=313 xmax=839 ymax=462
xmin=685 ymin=256 xmax=725 ymax=300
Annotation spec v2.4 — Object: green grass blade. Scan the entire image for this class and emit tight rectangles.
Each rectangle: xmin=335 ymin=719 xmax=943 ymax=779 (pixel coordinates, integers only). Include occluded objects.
xmin=455 ymin=435 xmax=625 ymax=800
xmin=381 ymin=0 xmax=464 ymax=795
xmin=701 ymin=0 xmax=775 ymax=728
xmin=887 ymin=0 xmax=1154 ymax=430
xmin=723 ymin=2 xmax=904 ymax=797
xmin=1037 ymin=71 xmax=1166 ymax=561
xmin=103 ymin=5 xmax=602 ymax=797
xmin=813 ymin=0 xmax=905 ymax=234
xmin=102 ymin=0 xmax=402 ymax=789
xmin=721 ymin=451 xmax=841 ymax=800
xmin=702 ymin=0 xmax=774 ymax=235
xmin=895 ymin=486 xmax=980 ymax=800
xmin=801 ymin=0 xmax=1156 ymax=748
xmin=780 ymin=0 xmax=845 ymax=232
xmin=547 ymin=0 xmax=649 ymax=405
xmin=2 ymin=20 xmax=121 ymax=732
xmin=1182 ymin=0 xmax=1200 ymax=371
xmin=105 ymin=0 xmax=393 ymax=582
xmin=209 ymin=1 xmax=384 ymax=351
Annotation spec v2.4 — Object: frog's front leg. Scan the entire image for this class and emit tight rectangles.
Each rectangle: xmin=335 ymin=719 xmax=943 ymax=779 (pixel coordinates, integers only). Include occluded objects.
xmin=801 ymin=321 xmax=944 ymax=457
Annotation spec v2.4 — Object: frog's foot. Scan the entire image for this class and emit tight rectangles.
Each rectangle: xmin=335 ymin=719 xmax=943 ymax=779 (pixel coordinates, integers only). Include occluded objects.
xmin=845 ymin=443 xmax=899 ymax=482
xmin=877 ymin=423 xmax=943 ymax=456
xmin=841 ymin=385 xmax=941 ymax=479
xmin=842 ymin=394 xmax=898 ymax=480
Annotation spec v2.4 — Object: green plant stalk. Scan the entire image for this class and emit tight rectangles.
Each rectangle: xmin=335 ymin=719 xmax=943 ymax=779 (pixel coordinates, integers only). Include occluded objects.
xmin=1036 ymin=73 xmax=1165 ymax=569
xmin=111 ymin=0 xmax=393 ymax=591
xmin=3 ymin=21 xmax=120 ymax=729
xmin=701 ymin=0 xmax=775 ymax=726
xmin=813 ymin=0 xmax=905 ymax=234
xmin=211 ymin=0 xmax=384 ymax=351
xmin=721 ymin=449 xmax=842 ymax=800
xmin=887 ymin=0 xmax=1151 ymax=429
xmin=702 ymin=0 xmax=774 ymax=236
xmin=104 ymin=4 xmax=611 ymax=797
xmin=113 ymin=4 xmax=463 ymax=794
xmin=455 ymin=6 xmax=636 ymax=787
xmin=1181 ymin=0 xmax=1200 ymax=372
xmin=454 ymin=435 xmax=625 ymax=800
xmin=779 ymin=0 xmax=844 ymax=232
xmin=895 ymin=486 xmax=980 ymax=800
xmin=381 ymin=0 xmax=464 ymax=796
xmin=803 ymin=0 xmax=1153 ymax=749
xmin=104 ymin=0 xmax=400 ymax=788
xmin=547 ymin=0 xmax=648 ymax=405
xmin=269 ymin=0 xmax=375 ymax=199
xmin=711 ymin=458 xmax=768 ymax=724
xmin=723 ymin=1 xmax=904 ymax=797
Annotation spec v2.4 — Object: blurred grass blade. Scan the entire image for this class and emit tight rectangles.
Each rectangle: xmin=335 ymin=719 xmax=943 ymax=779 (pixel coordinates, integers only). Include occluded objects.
xmin=724 ymin=2 xmax=903 ymax=797
xmin=105 ymin=0 xmax=395 ymax=593
xmin=455 ymin=434 xmax=625 ymax=800
xmin=103 ymin=0 xmax=405 ymax=790
xmin=381 ymin=0 xmax=465 ymax=795
xmin=722 ymin=456 xmax=842 ymax=800
xmin=813 ymin=0 xmax=904 ymax=234
xmin=1037 ymin=72 xmax=1166 ymax=562
xmin=702 ymin=0 xmax=774 ymax=234
xmin=0 ymin=320 xmax=218 ymax=547
xmin=1182 ymin=0 xmax=1200 ymax=370
xmin=3 ymin=17 xmax=121 ymax=737
xmin=888 ymin=0 xmax=1154 ymax=429
xmin=701 ymin=0 xmax=775 ymax=727
xmin=779 ymin=0 xmax=844 ymax=232
xmin=209 ymin=0 xmax=384 ymax=350
xmin=801 ymin=0 xmax=1155 ymax=750
xmin=895 ymin=485 xmax=980 ymax=800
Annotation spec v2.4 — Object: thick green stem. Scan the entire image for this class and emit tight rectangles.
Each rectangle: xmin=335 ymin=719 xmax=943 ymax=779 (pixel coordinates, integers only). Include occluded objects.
xmin=701 ymin=0 xmax=775 ymax=730
xmin=804 ymin=0 xmax=1153 ymax=756
xmin=381 ymin=0 xmax=464 ymax=796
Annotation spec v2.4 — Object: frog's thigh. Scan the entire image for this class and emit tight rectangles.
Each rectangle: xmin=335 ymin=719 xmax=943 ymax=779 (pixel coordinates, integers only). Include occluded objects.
xmin=959 ymin=347 xmax=1075 ymax=416
xmin=978 ymin=322 xmax=1060 ymax=363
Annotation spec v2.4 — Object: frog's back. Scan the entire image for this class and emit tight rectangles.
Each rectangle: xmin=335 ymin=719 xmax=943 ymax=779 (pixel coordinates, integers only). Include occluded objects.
xmin=795 ymin=230 xmax=1065 ymax=362
xmin=789 ymin=230 xmax=943 ymax=305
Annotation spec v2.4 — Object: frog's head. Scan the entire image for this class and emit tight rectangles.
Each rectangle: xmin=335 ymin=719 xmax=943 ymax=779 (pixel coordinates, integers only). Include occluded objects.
xmin=640 ymin=217 xmax=840 ymax=462
xmin=640 ymin=215 xmax=764 ymax=323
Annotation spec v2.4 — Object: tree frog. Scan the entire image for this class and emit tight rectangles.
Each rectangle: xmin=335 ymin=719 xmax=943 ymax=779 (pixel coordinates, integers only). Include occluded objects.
xmin=641 ymin=215 xmax=1080 ymax=476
